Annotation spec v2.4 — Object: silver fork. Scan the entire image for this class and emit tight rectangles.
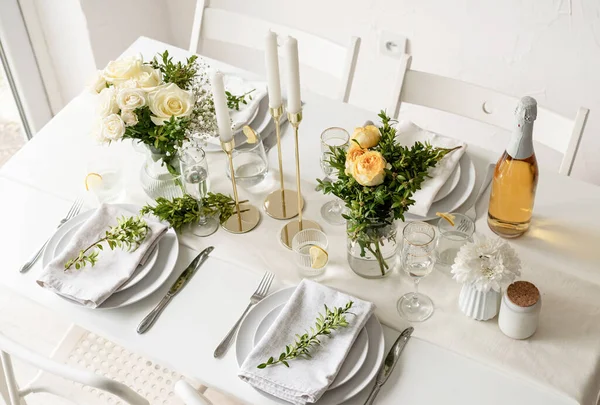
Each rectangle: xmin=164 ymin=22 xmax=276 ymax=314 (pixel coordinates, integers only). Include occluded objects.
xmin=214 ymin=271 xmax=274 ymax=358
xmin=19 ymin=198 xmax=84 ymax=273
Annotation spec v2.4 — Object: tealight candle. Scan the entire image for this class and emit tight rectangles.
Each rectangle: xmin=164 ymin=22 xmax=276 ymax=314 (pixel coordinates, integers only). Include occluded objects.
xmin=210 ymin=71 xmax=233 ymax=143
xmin=265 ymin=30 xmax=282 ymax=108
xmin=285 ymin=36 xmax=302 ymax=114
xmin=498 ymin=281 xmax=542 ymax=339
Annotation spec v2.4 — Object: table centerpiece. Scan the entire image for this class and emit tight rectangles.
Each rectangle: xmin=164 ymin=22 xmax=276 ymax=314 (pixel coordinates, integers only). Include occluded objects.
xmin=317 ymin=111 xmax=460 ymax=278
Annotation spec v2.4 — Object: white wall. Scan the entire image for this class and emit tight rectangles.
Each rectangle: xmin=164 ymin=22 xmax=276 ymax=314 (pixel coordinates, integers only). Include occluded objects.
xmin=37 ymin=0 xmax=600 ymax=185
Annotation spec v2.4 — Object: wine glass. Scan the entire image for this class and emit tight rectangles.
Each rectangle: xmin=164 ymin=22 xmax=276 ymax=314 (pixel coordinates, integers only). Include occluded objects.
xmin=397 ymin=222 xmax=437 ymax=322
xmin=320 ymin=127 xmax=350 ymax=225
xmin=179 ymin=144 xmax=219 ymax=237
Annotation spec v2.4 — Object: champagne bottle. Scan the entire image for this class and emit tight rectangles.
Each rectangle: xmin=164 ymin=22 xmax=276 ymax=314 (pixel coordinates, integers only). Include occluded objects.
xmin=488 ymin=96 xmax=539 ymax=238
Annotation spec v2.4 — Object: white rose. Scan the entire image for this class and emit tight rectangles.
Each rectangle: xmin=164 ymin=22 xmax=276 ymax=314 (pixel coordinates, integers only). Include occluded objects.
xmin=98 ymin=114 xmax=126 ymax=142
xmin=116 ymin=87 xmax=146 ymax=111
xmin=97 ymin=87 xmax=119 ymax=117
xmin=87 ymin=70 xmax=107 ymax=94
xmin=148 ymin=83 xmax=194 ymax=125
xmin=102 ymin=54 xmax=143 ymax=84
xmin=134 ymin=65 xmax=162 ymax=90
xmin=121 ymin=111 xmax=138 ymax=127
xmin=115 ymin=79 xmax=139 ymax=89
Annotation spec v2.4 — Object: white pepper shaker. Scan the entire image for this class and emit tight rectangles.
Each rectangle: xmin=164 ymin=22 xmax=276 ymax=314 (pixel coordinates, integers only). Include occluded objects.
xmin=498 ymin=281 xmax=541 ymax=339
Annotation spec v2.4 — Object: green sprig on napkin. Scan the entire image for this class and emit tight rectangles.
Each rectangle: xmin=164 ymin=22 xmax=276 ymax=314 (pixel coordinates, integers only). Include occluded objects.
xmin=258 ymin=301 xmax=354 ymax=369
xmin=64 ymin=215 xmax=149 ymax=271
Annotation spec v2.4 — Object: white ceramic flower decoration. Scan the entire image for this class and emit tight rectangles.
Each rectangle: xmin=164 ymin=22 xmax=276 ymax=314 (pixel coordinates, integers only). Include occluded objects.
xmin=451 ymin=233 xmax=521 ymax=293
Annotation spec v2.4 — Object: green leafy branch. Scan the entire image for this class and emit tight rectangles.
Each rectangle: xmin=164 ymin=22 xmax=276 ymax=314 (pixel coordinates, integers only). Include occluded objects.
xmin=226 ymin=89 xmax=255 ymax=111
xmin=64 ymin=216 xmax=150 ymax=271
xmin=140 ymin=193 xmax=248 ymax=230
xmin=257 ymin=301 xmax=354 ymax=369
xmin=150 ymin=50 xmax=199 ymax=90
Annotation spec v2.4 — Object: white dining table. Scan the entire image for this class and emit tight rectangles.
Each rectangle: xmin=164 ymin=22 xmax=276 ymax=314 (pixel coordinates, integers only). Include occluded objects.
xmin=1 ymin=36 xmax=598 ymax=405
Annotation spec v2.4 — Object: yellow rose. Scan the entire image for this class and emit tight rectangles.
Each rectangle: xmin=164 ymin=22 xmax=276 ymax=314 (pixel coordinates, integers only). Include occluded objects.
xmin=345 ymin=146 xmax=367 ymax=175
xmin=350 ymin=125 xmax=381 ymax=149
xmin=147 ymin=83 xmax=194 ymax=125
xmin=352 ymin=151 xmax=387 ymax=186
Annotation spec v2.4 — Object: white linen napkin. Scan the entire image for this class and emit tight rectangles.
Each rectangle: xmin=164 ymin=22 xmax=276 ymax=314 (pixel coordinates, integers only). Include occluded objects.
xmin=226 ymin=75 xmax=267 ymax=132
xmin=396 ymin=120 xmax=467 ymax=217
xmin=238 ymin=280 xmax=375 ymax=405
xmin=37 ymin=204 xmax=168 ymax=308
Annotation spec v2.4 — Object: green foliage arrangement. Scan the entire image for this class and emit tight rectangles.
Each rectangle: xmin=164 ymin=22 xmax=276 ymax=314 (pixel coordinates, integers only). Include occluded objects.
xmin=226 ymin=89 xmax=255 ymax=111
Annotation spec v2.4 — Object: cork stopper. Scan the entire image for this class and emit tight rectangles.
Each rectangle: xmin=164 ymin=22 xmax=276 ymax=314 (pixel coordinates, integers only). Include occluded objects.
xmin=515 ymin=96 xmax=537 ymax=123
xmin=507 ymin=281 xmax=540 ymax=307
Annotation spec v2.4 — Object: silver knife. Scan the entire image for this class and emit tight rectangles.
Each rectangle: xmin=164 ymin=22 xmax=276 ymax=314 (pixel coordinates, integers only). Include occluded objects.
xmin=364 ymin=327 xmax=414 ymax=405
xmin=137 ymin=246 xmax=214 ymax=334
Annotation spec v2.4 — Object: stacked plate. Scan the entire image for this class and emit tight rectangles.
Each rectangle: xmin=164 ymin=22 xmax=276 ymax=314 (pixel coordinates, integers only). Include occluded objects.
xmin=41 ymin=203 xmax=179 ymax=309
xmin=236 ymin=287 xmax=386 ymax=405
xmin=405 ymin=153 xmax=477 ymax=222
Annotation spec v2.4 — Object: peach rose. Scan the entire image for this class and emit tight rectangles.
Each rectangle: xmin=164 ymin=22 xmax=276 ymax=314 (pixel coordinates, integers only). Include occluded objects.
xmin=352 ymin=151 xmax=387 ymax=186
xmin=350 ymin=125 xmax=381 ymax=149
xmin=345 ymin=146 xmax=367 ymax=175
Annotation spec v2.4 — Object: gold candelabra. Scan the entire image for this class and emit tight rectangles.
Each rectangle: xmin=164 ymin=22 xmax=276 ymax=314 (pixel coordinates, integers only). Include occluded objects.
xmin=280 ymin=110 xmax=321 ymax=249
xmin=221 ymin=139 xmax=260 ymax=234
xmin=263 ymin=104 xmax=302 ymax=220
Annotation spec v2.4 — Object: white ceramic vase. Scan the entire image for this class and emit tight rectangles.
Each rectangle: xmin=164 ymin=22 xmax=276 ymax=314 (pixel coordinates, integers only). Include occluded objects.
xmin=458 ymin=283 xmax=501 ymax=321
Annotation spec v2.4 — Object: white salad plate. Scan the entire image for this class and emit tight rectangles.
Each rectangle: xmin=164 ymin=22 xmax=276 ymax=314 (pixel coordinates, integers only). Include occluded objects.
xmin=236 ymin=287 xmax=385 ymax=405
xmin=252 ymin=303 xmax=370 ymax=390
xmin=42 ymin=204 xmax=179 ymax=309
xmin=432 ymin=164 xmax=461 ymax=203
xmin=405 ymin=152 xmax=477 ymax=222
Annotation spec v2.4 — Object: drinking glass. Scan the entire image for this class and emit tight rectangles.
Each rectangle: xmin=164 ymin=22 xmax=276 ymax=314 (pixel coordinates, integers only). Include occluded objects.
xmin=320 ymin=127 xmax=350 ymax=225
xmin=225 ymin=132 xmax=269 ymax=188
xmin=292 ymin=229 xmax=329 ymax=278
xmin=179 ymin=144 xmax=219 ymax=237
xmin=397 ymin=222 xmax=437 ymax=322
xmin=436 ymin=213 xmax=475 ymax=267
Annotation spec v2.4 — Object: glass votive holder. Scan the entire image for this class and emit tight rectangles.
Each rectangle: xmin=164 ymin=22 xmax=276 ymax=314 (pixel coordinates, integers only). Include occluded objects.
xmin=225 ymin=132 xmax=269 ymax=189
xmin=436 ymin=213 xmax=475 ymax=267
xmin=291 ymin=229 xmax=329 ymax=278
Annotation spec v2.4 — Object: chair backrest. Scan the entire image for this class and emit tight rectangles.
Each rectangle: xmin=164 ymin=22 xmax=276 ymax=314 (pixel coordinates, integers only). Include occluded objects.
xmin=389 ymin=54 xmax=589 ymax=176
xmin=0 ymin=332 xmax=148 ymax=405
xmin=189 ymin=0 xmax=360 ymax=102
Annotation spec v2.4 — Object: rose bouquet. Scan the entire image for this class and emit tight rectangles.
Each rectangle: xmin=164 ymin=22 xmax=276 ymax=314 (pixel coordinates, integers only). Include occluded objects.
xmin=317 ymin=111 xmax=460 ymax=276
xmin=89 ymin=51 xmax=218 ymax=175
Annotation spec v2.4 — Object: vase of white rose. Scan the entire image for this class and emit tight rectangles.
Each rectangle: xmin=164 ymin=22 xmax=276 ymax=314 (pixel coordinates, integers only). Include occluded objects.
xmin=90 ymin=51 xmax=218 ymax=199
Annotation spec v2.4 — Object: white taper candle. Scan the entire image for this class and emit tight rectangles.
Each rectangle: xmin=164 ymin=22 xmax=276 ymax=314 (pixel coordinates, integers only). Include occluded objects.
xmin=265 ymin=30 xmax=282 ymax=108
xmin=285 ymin=36 xmax=301 ymax=114
xmin=210 ymin=71 xmax=233 ymax=143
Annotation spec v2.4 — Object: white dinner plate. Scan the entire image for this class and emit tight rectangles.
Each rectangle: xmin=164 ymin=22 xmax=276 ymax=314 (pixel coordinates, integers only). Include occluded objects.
xmin=205 ymin=94 xmax=273 ymax=153
xmin=42 ymin=204 xmax=179 ymax=309
xmin=405 ymin=153 xmax=477 ymax=222
xmin=252 ymin=303 xmax=370 ymax=390
xmin=236 ymin=287 xmax=385 ymax=405
xmin=432 ymin=164 xmax=461 ymax=203
xmin=52 ymin=219 xmax=160 ymax=293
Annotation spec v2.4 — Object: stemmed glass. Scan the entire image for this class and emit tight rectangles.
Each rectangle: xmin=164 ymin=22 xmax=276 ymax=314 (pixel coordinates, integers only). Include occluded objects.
xmin=397 ymin=222 xmax=437 ymax=322
xmin=179 ymin=144 xmax=219 ymax=237
xmin=320 ymin=127 xmax=350 ymax=225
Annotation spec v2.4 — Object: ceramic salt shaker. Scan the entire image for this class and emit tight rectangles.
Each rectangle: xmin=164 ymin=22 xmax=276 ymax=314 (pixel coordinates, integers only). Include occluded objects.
xmin=498 ymin=281 xmax=541 ymax=339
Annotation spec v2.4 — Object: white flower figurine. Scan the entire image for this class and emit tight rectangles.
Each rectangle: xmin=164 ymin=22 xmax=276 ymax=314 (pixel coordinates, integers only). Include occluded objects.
xmin=451 ymin=233 xmax=521 ymax=293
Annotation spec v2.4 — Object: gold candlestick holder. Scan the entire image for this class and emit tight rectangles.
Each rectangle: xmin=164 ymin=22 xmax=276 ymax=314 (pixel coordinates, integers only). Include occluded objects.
xmin=221 ymin=139 xmax=260 ymax=234
xmin=264 ymin=104 xmax=303 ymax=220
xmin=280 ymin=110 xmax=321 ymax=249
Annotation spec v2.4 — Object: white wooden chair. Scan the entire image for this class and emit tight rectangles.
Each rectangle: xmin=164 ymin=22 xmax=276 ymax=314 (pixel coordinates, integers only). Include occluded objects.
xmin=189 ymin=0 xmax=361 ymax=103
xmin=389 ymin=54 xmax=589 ymax=176
xmin=0 ymin=325 xmax=240 ymax=405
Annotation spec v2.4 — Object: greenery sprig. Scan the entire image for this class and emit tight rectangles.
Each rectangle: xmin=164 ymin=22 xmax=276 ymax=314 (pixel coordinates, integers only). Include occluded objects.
xmin=226 ymin=89 xmax=255 ymax=111
xmin=150 ymin=50 xmax=198 ymax=90
xmin=140 ymin=193 xmax=247 ymax=230
xmin=257 ymin=301 xmax=354 ymax=369
xmin=317 ymin=111 xmax=460 ymax=275
xmin=64 ymin=216 xmax=150 ymax=271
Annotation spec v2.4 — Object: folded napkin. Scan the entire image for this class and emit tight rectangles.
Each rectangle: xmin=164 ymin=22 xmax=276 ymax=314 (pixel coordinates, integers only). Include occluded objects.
xmin=37 ymin=204 xmax=168 ymax=308
xmin=238 ymin=280 xmax=375 ymax=405
xmin=396 ymin=120 xmax=467 ymax=217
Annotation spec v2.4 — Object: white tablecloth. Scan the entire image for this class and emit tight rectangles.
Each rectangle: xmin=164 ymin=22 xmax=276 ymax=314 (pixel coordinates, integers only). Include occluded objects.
xmin=1 ymin=37 xmax=599 ymax=405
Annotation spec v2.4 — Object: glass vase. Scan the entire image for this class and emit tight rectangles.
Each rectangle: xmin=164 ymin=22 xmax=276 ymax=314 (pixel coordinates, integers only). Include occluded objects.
xmin=140 ymin=145 xmax=184 ymax=200
xmin=346 ymin=217 xmax=399 ymax=279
